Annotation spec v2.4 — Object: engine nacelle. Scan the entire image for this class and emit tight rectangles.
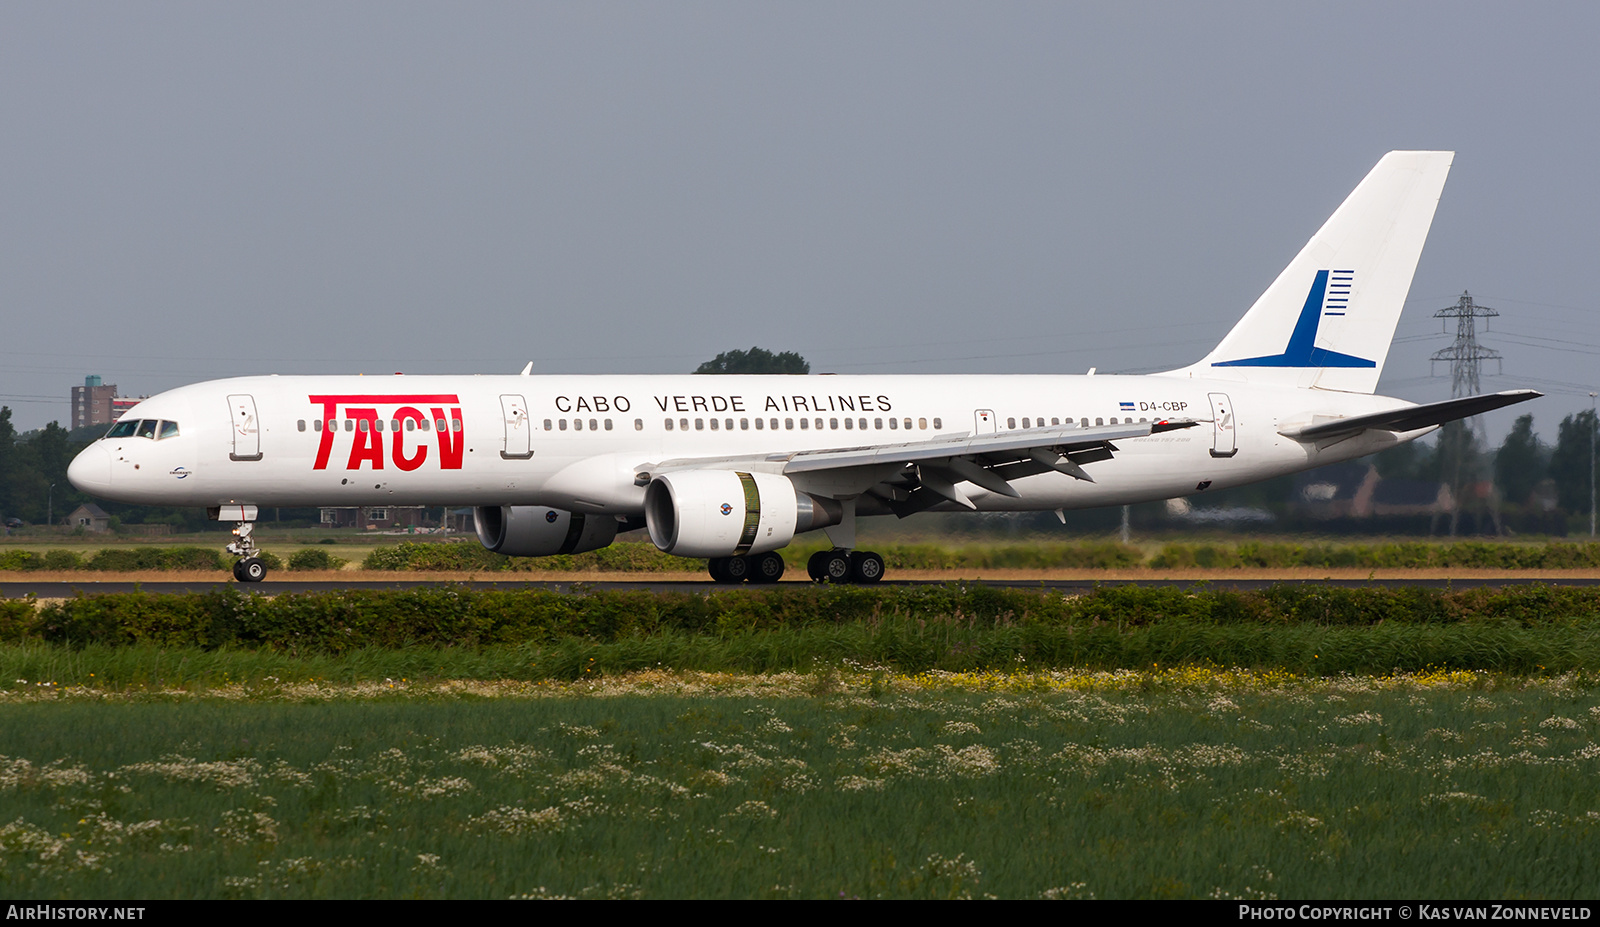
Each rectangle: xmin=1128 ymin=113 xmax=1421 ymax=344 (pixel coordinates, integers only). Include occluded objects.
xmin=644 ymin=470 xmax=840 ymax=558
xmin=473 ymin=505 xmax=618 ymax=557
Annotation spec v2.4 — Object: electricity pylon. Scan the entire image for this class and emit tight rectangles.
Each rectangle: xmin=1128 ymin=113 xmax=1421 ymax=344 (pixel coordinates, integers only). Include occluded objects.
xmin=1430 ymin=292 xmax=1502 ymax=535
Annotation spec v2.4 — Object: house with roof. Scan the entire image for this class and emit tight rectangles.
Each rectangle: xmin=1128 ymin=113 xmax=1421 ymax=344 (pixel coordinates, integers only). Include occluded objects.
xmin=66 ymin=503 xmax=112 ymax=533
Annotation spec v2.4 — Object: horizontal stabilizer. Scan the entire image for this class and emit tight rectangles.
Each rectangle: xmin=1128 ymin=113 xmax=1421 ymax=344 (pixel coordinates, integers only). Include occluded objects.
xmin=1279 ymin=390 xmax=1542 ymax=441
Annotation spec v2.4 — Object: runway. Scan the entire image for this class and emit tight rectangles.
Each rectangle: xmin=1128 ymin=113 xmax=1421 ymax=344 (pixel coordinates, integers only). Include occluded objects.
xmin=7 ymin=574 xmax=1600 ymax=597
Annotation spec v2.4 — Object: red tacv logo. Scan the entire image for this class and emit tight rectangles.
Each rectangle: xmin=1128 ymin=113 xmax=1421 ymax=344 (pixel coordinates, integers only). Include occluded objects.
xmin=311 ymin=394 xmax=465 ymax=471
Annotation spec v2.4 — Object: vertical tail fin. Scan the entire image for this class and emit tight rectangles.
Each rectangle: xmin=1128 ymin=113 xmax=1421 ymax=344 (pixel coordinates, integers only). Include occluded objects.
xmin=1172 ymin=151 xmax=1453 ymax=393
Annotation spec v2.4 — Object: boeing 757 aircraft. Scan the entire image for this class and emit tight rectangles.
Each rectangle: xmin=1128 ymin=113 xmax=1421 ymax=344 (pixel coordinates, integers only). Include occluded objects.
xmin=68 ymin=151 xmax=1537 ymax=583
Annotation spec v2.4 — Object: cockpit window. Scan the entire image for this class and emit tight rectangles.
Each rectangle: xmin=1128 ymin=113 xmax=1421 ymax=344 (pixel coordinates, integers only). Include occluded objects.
xmin=106 ymin=419 xmax=178 ymax=440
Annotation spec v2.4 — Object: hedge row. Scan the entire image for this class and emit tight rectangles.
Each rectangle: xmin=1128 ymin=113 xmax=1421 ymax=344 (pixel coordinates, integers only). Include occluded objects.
xmin=365 ymin=539 xmax=1600 ymax=573
xmin=9 ymin=584 xmax=1600 ymax=653
xmin=1148 ymin=541 xmax=1600 ymax=570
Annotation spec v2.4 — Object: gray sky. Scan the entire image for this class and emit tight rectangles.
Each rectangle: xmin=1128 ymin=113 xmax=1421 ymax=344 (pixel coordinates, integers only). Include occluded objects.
xmin=3 ymin=2 xmax=1597 ymax=449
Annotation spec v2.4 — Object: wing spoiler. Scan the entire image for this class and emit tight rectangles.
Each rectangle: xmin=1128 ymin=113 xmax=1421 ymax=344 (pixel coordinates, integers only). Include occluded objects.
xmin=773 ymin=419 xmax=1198 ymax=472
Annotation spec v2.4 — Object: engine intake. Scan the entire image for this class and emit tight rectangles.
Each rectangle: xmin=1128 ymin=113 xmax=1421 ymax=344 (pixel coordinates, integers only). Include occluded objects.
xmin=473 ymin=506 xmax=618 ymax=557
xmin=644 ymin=470 xmax=840 ymax=558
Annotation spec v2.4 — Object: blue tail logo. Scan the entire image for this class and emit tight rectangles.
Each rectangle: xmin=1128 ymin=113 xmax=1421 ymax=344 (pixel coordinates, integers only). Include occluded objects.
xmin=1212 ymin=270 xmax=1374 ymax=368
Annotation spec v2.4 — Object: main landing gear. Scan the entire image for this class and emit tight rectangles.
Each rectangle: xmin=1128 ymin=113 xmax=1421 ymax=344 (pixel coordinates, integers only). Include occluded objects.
xmin=708 ymin=551 xmax=786 ymax=584
xmin=705 ymin=549 xmax=888 ymax=585
xmin=806 ymin=549 xmax=885 ymax=585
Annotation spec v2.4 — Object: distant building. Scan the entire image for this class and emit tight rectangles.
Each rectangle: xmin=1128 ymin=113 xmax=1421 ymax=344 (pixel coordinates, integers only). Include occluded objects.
xmin=66 ymin=503 xmax=112 ymax=533
xmin=318 ymin=506 xmax=438 ymax=531
xmin=71 ymin=376 xmax=117 ymax=429
xmin=71 ymin=375 xmax=146 ymax=429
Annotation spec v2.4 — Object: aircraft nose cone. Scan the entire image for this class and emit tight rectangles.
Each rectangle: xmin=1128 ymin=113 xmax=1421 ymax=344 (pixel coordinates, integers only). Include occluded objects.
xmin=67 ymin=443 xmax=112 ymax=495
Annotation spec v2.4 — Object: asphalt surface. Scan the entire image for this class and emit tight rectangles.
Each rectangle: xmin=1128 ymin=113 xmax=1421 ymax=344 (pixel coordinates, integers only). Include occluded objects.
xmin=7 ymin=576 xmax=1600 ymax=597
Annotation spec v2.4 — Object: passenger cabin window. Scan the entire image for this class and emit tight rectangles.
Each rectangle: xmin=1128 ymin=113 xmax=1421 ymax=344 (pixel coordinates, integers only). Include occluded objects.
xmin=634 ymin=419 xmax=643 ymax=431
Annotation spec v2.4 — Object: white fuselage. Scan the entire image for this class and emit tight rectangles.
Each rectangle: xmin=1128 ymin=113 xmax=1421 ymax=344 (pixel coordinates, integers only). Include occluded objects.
xmin=67 ymin=371 xmax=1425 ymax=517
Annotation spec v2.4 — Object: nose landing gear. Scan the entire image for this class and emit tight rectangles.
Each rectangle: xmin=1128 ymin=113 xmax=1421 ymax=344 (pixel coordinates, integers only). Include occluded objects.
xmin=210 ymin=504 xmax=268 ymax=583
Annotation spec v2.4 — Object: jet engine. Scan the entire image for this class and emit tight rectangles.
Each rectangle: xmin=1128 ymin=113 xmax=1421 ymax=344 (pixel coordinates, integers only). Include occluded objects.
xmin=644 ymin=470 xmax=841 ymax=558
xmin=473 ymin=505 xmax=618 ymax=557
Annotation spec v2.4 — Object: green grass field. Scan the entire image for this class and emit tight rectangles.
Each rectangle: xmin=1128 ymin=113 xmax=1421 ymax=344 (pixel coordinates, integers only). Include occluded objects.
xmin=1 ymin=668 xmax=1596 ymax=899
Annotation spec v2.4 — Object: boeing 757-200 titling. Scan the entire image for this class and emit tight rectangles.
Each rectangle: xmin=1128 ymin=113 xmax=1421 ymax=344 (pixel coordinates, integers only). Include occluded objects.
xmin=68 ymin=151 xmax=1537 ymax=583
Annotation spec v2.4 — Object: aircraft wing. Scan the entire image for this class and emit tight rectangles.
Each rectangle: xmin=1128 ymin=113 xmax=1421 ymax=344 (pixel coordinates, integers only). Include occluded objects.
xmin=642 ymin=419 xmax=1199 ymax=512
xmin=1278 ymin=390 xmax=1542 ymax=442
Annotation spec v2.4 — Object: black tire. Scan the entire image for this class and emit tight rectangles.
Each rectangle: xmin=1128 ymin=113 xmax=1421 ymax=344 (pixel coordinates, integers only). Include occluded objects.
xmin=850 ymin=550 xmax=885 ymax=584
xmin=807 ymin=551 xmax=829 ymax=582
xmin=707 ymin=557 xmax=729 ymax=583
xmin=232 ymin=559 xmax=248 ymax=582
xmin=749 ymin=551 xmax=785 ymax=583
xmin=239 ymin=557 xmax=267 ymax=583
xmin=723 ymin=555 xmax=752 ymax=582
xmin=820 ymin=550 xmax=851 ymax=584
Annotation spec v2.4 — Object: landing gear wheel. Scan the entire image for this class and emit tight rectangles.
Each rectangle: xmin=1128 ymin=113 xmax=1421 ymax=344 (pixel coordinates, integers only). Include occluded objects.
xmin=709 ymin=556 xmax=751 ymax=584
xmin=749 ymin=551 xmax=785 ymax=584
xmin=807 ymin=551 xmax=829 ymax=582
xmin=849 ymin=551 xmax=885 ymax=584
xmin=235 ymin=557 xmax=267 ymax=583
xmin=812 ymin=550 xmax=851 ymax=584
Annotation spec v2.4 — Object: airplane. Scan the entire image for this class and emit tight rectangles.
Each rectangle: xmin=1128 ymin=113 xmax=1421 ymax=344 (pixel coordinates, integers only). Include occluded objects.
xmin=67 ymin=150 xmax=1538 ymax=584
